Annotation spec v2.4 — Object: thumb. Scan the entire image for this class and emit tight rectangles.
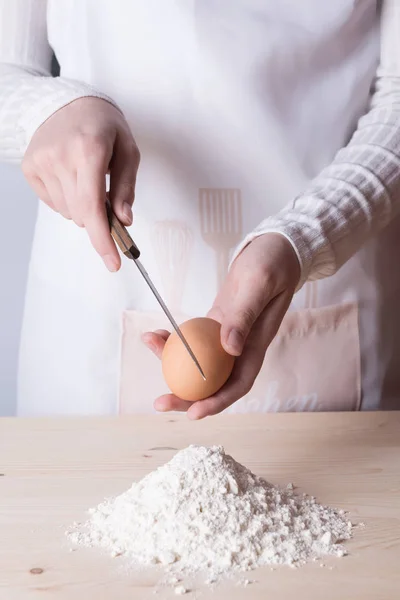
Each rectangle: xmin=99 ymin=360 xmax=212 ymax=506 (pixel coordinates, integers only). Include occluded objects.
xmin=218 ymin=281 xmax=270 ymax=356
xmin=109 ymin=136 xmax=140 ymax=226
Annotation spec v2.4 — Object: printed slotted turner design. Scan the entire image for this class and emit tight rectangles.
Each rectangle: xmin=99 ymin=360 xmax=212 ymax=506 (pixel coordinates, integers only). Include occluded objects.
xmin=199 ymin=188 xmax=243 ymax=288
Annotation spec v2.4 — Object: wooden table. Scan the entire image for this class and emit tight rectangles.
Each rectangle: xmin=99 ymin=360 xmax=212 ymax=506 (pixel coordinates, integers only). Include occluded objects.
xmin=1 ymin=413 xmax=399 ymax=600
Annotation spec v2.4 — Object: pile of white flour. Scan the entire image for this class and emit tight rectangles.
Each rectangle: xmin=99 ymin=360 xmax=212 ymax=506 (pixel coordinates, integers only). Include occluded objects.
xmin=67 ymin=445 xmax=353 ymax=582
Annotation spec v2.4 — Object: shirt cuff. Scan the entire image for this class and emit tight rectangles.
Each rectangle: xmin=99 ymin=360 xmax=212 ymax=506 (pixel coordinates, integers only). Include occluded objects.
xmin=19 ymin=77 xmax=120 ymax=148
xmin=229 ymin=219 xmax=318 ymax=292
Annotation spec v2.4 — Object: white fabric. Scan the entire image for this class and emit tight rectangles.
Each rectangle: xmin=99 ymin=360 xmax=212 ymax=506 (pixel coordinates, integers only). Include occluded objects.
xmin=0 ymin=0 xmax=117 ymax=163
xmin=1 ymin=1 xmax=399 ymax=283
xmin=0 ymin=1 xmax=400 ymax=414
xmin=232 ymin=0 xmax=400 ymax=288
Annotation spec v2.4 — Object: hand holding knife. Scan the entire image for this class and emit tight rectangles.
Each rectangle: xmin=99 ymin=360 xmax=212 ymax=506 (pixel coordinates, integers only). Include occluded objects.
xmin=106 ymin=202 xmax=206 ymax=381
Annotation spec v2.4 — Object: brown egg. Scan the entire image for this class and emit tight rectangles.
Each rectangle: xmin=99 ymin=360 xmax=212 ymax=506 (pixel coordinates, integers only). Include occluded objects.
xmin=162 ymin=317 xmax=235 ymax=401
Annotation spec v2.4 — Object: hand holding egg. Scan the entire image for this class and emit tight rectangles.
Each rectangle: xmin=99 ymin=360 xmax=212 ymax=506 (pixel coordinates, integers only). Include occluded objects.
xmin=143 ymin=233 xmax=300 ymax=419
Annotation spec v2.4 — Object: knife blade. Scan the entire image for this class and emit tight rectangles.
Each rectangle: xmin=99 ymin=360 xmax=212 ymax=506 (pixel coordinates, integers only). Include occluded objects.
xmin=106 ymin=203 xmax=206 ymax=381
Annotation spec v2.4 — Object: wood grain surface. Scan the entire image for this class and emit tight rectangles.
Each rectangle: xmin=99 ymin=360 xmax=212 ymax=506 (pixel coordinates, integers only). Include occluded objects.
xmin=0 ymin=412 xmax=399 ymax=600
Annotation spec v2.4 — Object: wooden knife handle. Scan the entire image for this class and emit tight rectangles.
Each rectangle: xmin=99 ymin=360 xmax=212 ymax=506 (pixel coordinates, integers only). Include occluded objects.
xmin=106 ymin=201 xmax=140 ymax=260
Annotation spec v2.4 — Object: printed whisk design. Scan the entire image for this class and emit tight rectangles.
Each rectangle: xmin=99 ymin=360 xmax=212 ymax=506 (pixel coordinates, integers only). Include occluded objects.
xmin=199 ymin=188 xmax=243 ymax=288
xmin=153 ymin=221 xmax=193 ymax=313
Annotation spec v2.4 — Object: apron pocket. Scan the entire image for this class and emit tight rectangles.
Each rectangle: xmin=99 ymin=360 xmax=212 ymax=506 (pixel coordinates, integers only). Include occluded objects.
xmin=228 ymin=302 xmax=361 ymax=413
xmin=119 ymin=304 xmax=360 ymax=414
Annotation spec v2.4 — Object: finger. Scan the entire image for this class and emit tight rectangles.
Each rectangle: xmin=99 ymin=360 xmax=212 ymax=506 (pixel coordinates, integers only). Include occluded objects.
xmin=77 ymin=162 xmax=121 ymax=272
xmin=189 ymin=292 xmax=292 ymax=419
xmin=187 ymin=345 xmax=263 ymax=420
xmin=109 ymin=136 xmax=140 ymax=226
xmin=26 ymin=175 xmax=55 ymax=210
xmin=54 ymin=164 xmax=84 ymax=227
xmin=153 ymin=329 xmax=171 ymax=339
xmin=21 ymin=159 xmax=56 ymax=210
xmin=154 ymin=394 xmax=193 ymax=413
xmin=41 ymin=176 xmax=70 ymax=219
xmin=142 ymin=330 xmax=170 ymax=359
xmin=206 ymin=303 xmax=224 ymax=325
xmin=219 ymin=269 xmax=273 ymax=357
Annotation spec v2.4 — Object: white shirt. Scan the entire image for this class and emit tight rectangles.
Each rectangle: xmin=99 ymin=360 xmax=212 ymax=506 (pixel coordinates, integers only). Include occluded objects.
xmin=0 ymin=0 xmax=399 ymax=288
xmin=1 ymin=0 xmax=400 ymax=416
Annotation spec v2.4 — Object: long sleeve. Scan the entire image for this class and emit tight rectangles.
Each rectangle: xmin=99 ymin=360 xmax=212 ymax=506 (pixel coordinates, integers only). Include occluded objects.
xmin=0 ymin=0 xmax=117 ymax=163
xmin=232 ymin=0 xmax=400 ymax=289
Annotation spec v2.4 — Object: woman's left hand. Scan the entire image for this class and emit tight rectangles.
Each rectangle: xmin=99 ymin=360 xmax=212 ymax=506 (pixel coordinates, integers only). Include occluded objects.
xmin=142 ymin=233 xmax=301 ymax=419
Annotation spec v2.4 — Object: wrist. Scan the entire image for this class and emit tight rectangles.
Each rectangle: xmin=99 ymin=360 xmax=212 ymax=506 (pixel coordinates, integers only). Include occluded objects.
xmin=231 ymin=230 xmax=305 ymax=291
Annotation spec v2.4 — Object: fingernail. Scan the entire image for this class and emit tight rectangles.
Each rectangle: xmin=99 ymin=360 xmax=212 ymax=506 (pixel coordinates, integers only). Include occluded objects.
xmin=103 ymin=254 xmax=119 ymax=272
xmin=188 ymin=411 xmax=205 ymax=421
xmin=122 ymin=202 xmax=133 ymax=225
xmin=226 ymin=328 xmax=244 ymax=355
xmin=154 ymin=399 xmax=169 ymax=412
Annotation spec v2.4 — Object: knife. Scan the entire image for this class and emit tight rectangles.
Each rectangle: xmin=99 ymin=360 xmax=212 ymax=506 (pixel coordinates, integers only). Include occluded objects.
xmin=106 ymin=202 xmax=206 ymax=380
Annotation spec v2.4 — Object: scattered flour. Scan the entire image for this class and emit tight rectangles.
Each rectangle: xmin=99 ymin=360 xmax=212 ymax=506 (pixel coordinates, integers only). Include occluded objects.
xmin=174 ymin=585 xmax=188 ymax=595
xmin=67 ymin=445 xmax=353 ymax=584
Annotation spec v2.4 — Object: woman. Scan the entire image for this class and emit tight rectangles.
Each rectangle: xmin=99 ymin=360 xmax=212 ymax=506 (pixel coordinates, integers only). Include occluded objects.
xmin=0 ymin=0 xmax=399 ymax=417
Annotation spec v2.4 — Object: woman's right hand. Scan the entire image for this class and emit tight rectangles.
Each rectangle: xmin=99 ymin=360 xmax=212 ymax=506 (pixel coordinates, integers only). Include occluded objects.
xmin=22 ymin=97 xmax=140 ymax=272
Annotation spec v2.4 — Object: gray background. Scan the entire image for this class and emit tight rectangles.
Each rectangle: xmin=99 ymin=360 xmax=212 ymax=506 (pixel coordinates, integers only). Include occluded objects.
xmin=0 ymin=57 xmax=59 ymax=416
xmin=0 ymin=164 xmax=37 ymax=415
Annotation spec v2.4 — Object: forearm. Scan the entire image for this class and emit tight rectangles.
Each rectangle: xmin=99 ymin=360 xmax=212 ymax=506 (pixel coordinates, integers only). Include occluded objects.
xmin=0 ymin=0 xmax=116 ymax=164
xmin=233 ymin=0 xmax=400 ymax=289
xmin=0 ymin=65 xmax=118 ymax=163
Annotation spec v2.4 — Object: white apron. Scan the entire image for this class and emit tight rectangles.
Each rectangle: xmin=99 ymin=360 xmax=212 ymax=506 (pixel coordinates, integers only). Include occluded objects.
xmin=18 ymin=0 xmax=400 ymax=415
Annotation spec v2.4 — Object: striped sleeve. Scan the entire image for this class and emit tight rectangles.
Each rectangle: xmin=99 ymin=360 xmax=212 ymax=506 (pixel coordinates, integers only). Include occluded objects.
xmin=0 ymin=0 xmax=117 ymax=164
xmin=232 ymin=0 xmax=400 ymax=290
